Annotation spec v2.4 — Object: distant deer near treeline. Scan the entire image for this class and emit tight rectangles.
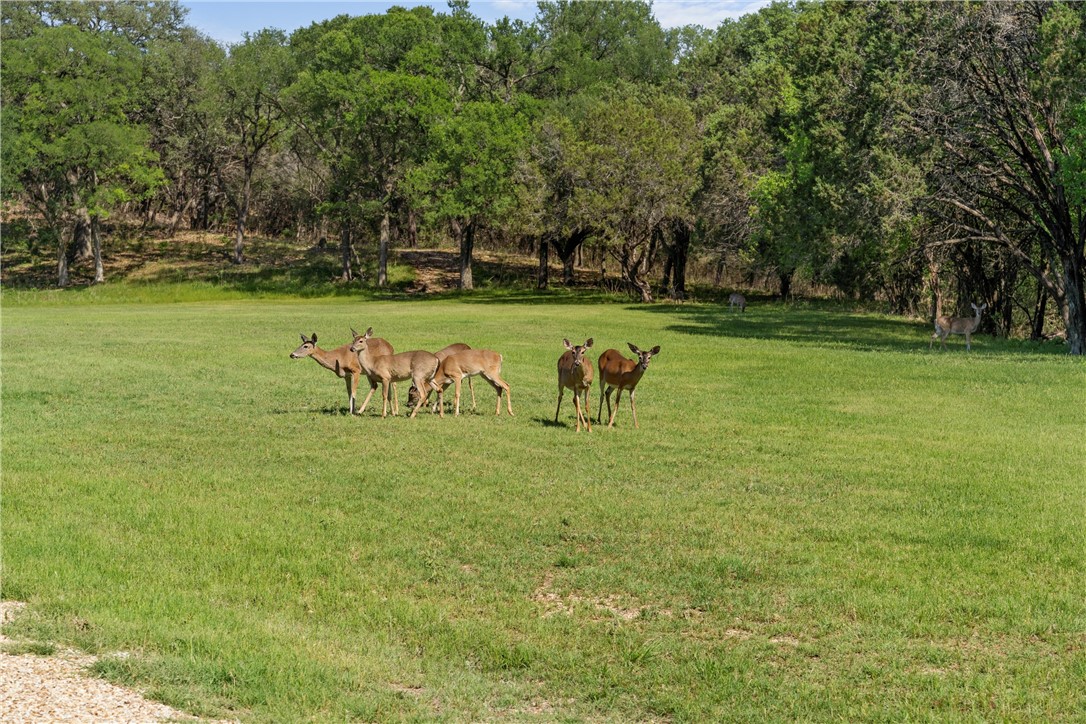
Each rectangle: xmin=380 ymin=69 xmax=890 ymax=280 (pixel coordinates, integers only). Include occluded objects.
xmin=729 ymin=293 xmax=746 ymax=312
xmin=930 ymin=302 xmax=987 ymax=351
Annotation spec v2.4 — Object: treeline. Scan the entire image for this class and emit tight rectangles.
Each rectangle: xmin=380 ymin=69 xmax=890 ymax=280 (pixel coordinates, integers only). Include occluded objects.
xmin=2 ymin=1 xmax=1084 ymax=351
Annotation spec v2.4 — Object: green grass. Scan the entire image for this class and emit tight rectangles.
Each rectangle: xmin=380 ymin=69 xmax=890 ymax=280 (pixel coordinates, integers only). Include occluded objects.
xmin=2 ymin=294 xmax=1084 ymax=721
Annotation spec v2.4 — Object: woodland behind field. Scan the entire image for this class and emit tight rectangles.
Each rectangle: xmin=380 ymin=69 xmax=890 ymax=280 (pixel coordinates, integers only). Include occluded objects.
xmin=2 ymin=1 xmax=1084 ymax=351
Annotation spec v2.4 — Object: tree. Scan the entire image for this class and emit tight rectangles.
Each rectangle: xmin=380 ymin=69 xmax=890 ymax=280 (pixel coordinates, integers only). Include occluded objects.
xmin=916 ymin=2 xmax=1086 ymax=353
xmin=216 ymin=28 xmax=292 ymax=264
xmin=1 ymin=23 xmax=162 ymax=285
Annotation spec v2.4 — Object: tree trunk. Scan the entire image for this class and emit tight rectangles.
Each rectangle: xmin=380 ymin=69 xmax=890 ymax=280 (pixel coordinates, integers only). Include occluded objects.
xmin=714 ymin=258 xmax=724 ymax=287
xmin=233 ymin=170 xmax=252 ymax=264
xmin=71 ymin=216 xmax=91 ymax=261
xmin=1059 ymin=257 xmax=1086 ymax=355
xmin=407 ymin=208 xmax=418 ymax=249
xmin=537 ymin=236 xmax=549 ymax=290
xmin=779 ymin=270 xmax=793 ymax=300
xmin=340 ymin=224 xmax=353 ymax=282
xmin=57 ymin=224 xmax=71 ymax=288
xmin=458 ymin=219 xmax=474 ymax=290
xmin=91 ymin=216 xmax=105 ymax=283
xmin=669 ymin=221 xmax=691 ymax=300
xmin=378 ymin=210 xmax=390 ymax=287
xmin=1031 ymin=286 xmax=1048 ymax=341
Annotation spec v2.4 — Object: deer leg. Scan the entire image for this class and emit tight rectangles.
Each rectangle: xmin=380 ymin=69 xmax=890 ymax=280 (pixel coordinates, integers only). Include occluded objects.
xmin=381 ymin=380 xmax=392 ymax=418
xmin=409 ymin=375 xmax=429 ymax=418
xmin=358 ymin=378 xmax=378 ymax=414
xmin=573 ymin=392 xmax=584 ymax=432
xmin=630 ymin=389 xmax=639 ymax=429
xmin=486 ymin=373 xmax=512 ymax=416
xmin=469 ymin=377 xmax=476 ymax=411
xmin=583 ymin=387 xmax=592 ymax=432
xmin=555 ymin=386 xmax=565 ymax=424
xmin=608 ymin=389 xmax=622 ymax=427
xmin=348 ymin=374 xmax=360 ymax=415
xmin=437 ymin=383 xmax=445 ymax=419
xmin=597 ymin=378 xmax=606 ymax=423
xmin=966 ymin=333 xmax=972 ymax=351
xmin=454 ymin=377 xmax=463 ymax=417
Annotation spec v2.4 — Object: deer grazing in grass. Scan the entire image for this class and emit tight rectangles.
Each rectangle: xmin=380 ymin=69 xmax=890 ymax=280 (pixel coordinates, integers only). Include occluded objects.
xmin=430 ymin=349 xmax=513 ymax=417
xmin=596 ymin=343 xmax=660 ymax=429
xmin=728 ymin=293 xmax=746 ymax=312
xmin=350 ymin=327 xmax=439 ymax=417
xmin=555 ymin=338 xmax=594 ymax=432
xmin=930 ymin=302 xmax=987 ymax=351
xmin=291 ymin=332 xmax=394 ymax=414
xmin=408 ymin=343 xmax=476 ymax=413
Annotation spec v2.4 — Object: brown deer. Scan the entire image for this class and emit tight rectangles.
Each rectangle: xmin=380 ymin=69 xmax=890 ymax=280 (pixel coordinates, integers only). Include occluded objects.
xmin=555 ymin=338 xmax=594 ymax=432
xmin=290 ymin=333 xmax=366 ymax=414
xmin=930 ymin=302 xmax=987 ymax=351
xmin=430 ymin=349 xmax=513 ymax=417
xmin=408 ymin=343 xmax=476 ymax=413
xmin=350 ymin=327 xmax=439 ymax=418
xmin=728 ymin=293 xmax=746 ymax=312
xmin=596 ymin=343 xmax=660 ymax=429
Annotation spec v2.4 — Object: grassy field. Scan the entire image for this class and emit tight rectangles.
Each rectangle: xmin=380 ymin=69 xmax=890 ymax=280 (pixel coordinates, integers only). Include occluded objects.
xmin=2 ymin=289 xmax=1084 ymax=721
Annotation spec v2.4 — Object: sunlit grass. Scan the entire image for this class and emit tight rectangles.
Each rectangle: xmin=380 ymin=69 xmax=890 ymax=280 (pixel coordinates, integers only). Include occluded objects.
xmin=2 ymin=295 xmax=1083 ymax=721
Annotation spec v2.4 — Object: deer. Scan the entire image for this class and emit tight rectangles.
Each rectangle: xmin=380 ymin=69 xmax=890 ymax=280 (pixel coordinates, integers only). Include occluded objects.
xmin=349 ymin=327 xmax=439 ymax=418
xmin=407 ymin=343 xmax=476 ymax=413
xmin=729 ymin=293 xmax=746 ymax=312
xmin=596 ymin=343 xmax=661 ymax=429
xmin=930 ymin=302 xmax=987 ymax=351
xmin=429 ymin=349 xmax=513 ymax=417
xmin=290 ymin=333 xmax=367 ymax=414
xmin=555 ymin=338 xmax=594 ymax=432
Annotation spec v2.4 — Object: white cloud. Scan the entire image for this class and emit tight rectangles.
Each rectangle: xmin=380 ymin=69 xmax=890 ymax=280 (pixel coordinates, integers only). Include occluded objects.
xmin=651 ymin=0 xmax=769 ymax=29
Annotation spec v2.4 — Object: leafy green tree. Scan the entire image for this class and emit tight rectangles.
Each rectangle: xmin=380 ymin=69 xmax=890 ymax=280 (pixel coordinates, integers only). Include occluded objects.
xmin=215 ymin=28 xmax=292 ymax=264
xmin=1 ymin=23 xmax=162 ymax=285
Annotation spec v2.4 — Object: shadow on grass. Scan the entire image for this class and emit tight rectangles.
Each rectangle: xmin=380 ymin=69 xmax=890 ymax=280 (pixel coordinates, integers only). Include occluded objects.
xmin=635 ymin=300 xmax=1071 ymax=357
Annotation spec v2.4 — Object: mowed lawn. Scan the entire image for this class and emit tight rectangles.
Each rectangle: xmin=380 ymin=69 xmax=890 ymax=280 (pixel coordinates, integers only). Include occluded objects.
xmin=2 ymin=294 xmax=1084 ymax=721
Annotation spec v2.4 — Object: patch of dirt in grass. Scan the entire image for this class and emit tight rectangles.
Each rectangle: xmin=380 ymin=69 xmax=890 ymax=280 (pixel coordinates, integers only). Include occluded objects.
xmin=1 ymin=600 xmax=231 ymax=723
xmin=531 ymin=573 xmax=645 ymax=621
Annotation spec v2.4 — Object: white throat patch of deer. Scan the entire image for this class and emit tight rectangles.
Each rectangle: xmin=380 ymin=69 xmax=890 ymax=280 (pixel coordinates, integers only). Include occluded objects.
xmin=597 ymin=343 xmax=660 ymax=429
xmin=555 ymin=338 xmax=594 ymax=432
xmin=930 ymin=303 xmax=987 ymax=351
xmin=350 ymin=327 xmax=439 ymax=418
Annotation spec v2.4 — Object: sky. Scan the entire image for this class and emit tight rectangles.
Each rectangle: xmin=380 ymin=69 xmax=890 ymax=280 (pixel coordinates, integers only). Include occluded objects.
xmin=180 ymin=1 xmax=771 ymax=46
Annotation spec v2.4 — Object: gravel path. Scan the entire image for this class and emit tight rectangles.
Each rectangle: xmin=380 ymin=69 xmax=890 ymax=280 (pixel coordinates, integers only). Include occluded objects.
xmin=1 ymin=601 xmax=208 ymax=723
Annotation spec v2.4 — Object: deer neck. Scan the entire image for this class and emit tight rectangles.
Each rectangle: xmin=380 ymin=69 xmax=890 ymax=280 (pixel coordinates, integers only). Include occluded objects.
xmin=310 ymin=346 xmax=348 ymax=377
xmin=968 ymin=311 xmax=982 ymax=332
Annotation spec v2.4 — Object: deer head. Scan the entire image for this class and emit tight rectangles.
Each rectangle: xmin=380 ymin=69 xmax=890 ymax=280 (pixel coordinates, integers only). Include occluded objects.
xmin=563 ymin=338 xmax=593 ymax=367
xmin=290 ymin=333 xmax=318 ymax=358
xmin=627 ymin=343 xmax=660 ymax=371
xmin=349 ymin=327 xmax=374 ymax=354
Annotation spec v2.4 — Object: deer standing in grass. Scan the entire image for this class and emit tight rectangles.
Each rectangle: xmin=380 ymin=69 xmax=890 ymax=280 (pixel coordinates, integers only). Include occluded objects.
xmin=430 ymin=349 xmax=513 ymax=417
xmin=930 ymin=302 xmax=987 ymax=351
xmin=408 ymin=343 xmax=476 ymax=413
xmin=350 ymin=328 xmax=439 ymax=417
xmin=596 ymin=343 xmax=661 ymax=429
xmin=291 ymin=333 xmax=394 ymax=414
xmin=555 ymin=338 xmax=594 ymax=432
xmin=729 ymin=293 xmax=746 ymax=312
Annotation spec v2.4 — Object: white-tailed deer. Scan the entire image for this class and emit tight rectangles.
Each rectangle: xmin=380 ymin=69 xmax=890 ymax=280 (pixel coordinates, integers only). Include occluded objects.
xmin=408 ymin=343 xmax=476 ymax=413
xmin=290 ymin=333 xmax=366 ymax=414
xmin=555 ymin=338 xmax=594 ymax=432
xmin=930 ymin=302 xmax=987 ymax=351
xmin=729 ymin=293 xmax=746 ymax=312
xmin=430 ymin=349 xmax=513 ymax=417
xmin=350 ymin=327 xmax=439 ymax=418
xmin=596 ymin=343 xmax=660 ymax=429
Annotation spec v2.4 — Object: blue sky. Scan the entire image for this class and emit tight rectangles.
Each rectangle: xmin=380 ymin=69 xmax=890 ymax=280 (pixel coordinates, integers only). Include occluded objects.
xmin=180 ymin=1 xmax=770 ymax=46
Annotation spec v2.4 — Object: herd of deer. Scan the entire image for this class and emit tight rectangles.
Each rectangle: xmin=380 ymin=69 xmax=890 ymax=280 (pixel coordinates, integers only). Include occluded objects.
xmin=290 ymin=327 xmax=661 ymax=430
xmin=289 ymin=300 xmax=985 ymax=425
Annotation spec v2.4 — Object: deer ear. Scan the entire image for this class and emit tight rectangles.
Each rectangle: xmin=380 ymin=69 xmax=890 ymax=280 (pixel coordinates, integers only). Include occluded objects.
xmin=563 ymin=338 xmax=573 ymax=350
xmin=364 ymin=327 xmax=373 ymax=339
xmin=585 ymin=338 xmax=593 ymax=348
xmin=311 ymin=333 xmax=317 ymax=344
xmin=300 ymin=333 xmax=308 ymax=343
xmin=650 ymin=346 xmax=660 ymax=356
xmin=351 ymin=327 xmax=358 ymax=337
xmin=627 ymin=342 xmax=640 ymax=354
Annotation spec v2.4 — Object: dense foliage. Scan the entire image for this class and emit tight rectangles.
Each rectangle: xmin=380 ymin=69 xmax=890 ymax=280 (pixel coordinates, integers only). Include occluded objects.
xmin=2 ymin=0 xmax=1083 ymax=350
